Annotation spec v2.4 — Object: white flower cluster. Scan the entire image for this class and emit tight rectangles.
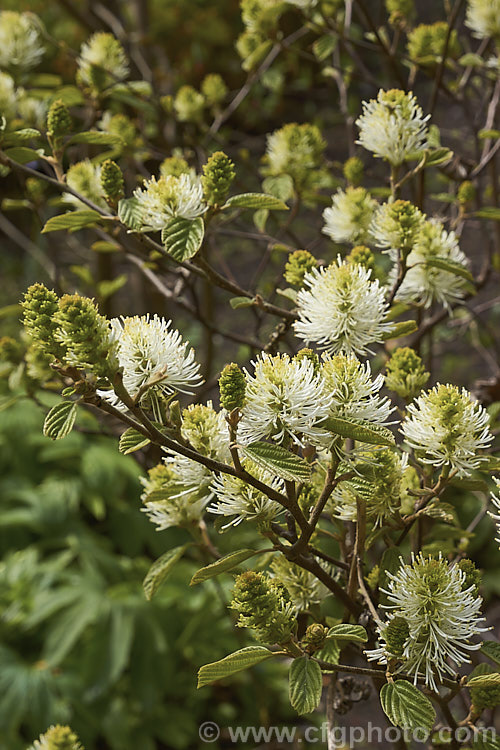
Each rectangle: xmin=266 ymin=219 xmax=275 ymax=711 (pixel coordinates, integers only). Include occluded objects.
xmin=209 ymin=462 xmax=284 ymax=529
xmin=466 ymin=0 xmax=500 ymax=39
xmin=0 ymin=11 xmax=45 ymax=72
xmin=294 ymin=258 xmax=393 ymax=356
xmin=99 ymin=314 xmax=202 ymax=410
xmin=401 ymin=384 xmax=492 ymax=476
xmin=367 ymin=554 xmax=486 ymax=691
xmin=323 ymin=187 xmax=377 ymax=245
xmin=489 ymin=477 xmax=500 ymax=549
xmin=78 ymin=32 xmax=129 ymax=87
xmin=238 ymin=352 xmax=332 ymax=447
xmin=356 ymin=89 xmax=430 ymax=165
xmin=133 ymin=173 xmax=207 ymax=231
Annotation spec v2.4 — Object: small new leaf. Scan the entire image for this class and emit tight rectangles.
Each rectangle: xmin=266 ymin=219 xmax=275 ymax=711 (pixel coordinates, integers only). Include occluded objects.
xmin=162 ymin=216 xmax=204 ymax=261
xmin=424 ymin=257 xmax=473 ymax=282
xmin=118 ymin=427 xmax=151 ymax=455
xmin=467 ymin=672 xmax=500 ymax=688
xmin=42 ymin=210 xmax=102 ymax=233
xmin=223 ymin=193 xmax=288 ymax=211
xmin=239 ymin=441 xmax=311 ymax=482
xmin=321 ymin=416 xmax=395 ymax=447
xmin=381 ymin=320 xmax=418 ymax=340
xmin=143 ymin=544 xmax=190 ymax=600
xmin=190 ymin=549 xmax=258 ymax=585
xmin=66 ymin=131 xmax=124 ymax=146
xmin=198 ymin=646 xmax=274 ymax=688
xmin=43 ymin=401 xmax=77 ymax=440
xmin=326 ymin=624 xmax=367 ymax=643
xmin=289 ymin=656 xmax=323 ymax=715
xmin=380 ymin=681 xmax=436 ymax=732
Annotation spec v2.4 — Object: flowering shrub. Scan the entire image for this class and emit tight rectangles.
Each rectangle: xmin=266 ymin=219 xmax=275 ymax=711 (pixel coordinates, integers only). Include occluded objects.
xmin=2 ymin=1 xmax=500 ymax=748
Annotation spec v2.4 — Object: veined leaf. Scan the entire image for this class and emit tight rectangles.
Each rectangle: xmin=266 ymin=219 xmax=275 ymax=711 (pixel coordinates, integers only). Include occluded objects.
xmin=380 ymin=680 xmax=436 ymax=732
xmin=313 ymin=34 xmax=337 ymax=61
xmin=424 ymin=257 xmax=473 ymax=282
xmin=43 ymin=401 xmax=77 ymax=440
xmin=3 ymin=128 xmax=40 ymax=146
xmin=481 ymin=641 xmax=500 ymax=667
xmin=198 ymin=646 xmax=275 ymax=688
xmin=475 ymin=207 xmax=500 ymax=221
xmin=381 ymin=320 xmax=417 ymax=340
xmin=4 ymin=146 xmax=44 ymax=164
xmin=239 ymin=441 xmax=311 ymax=482
xmin=223 ymin=193 xmax=288 ymax=211
xmin=424 ymin=147 xmax=453 ymax=167
xmin=190 ymin=549 xmax=259 ymax=585
xmin=289 ymin=656 xmax=323 ymax=715
xmin=118 ymin=427 xmax=151 ymax=455
xmin=66 ymin=131 xmax=124 ymax=146
xmin=326 ymin=624 xmax=367 ymax=643
xmin=467 ymin=672 xmax=500 ymax=688
xmin=162 ymin=216 xmax=204 ymax=261
xmin=118 ymin=197 xmax=144 ymax=230
xmin=143 ymin=544 xmax=190 ymax=600
xmin=42 ymin=209 xmax=102 ymax=233
xmin=320 ymin=416 xmax=395 ymax=447
xmin=262 ymin=175 xmax=294 ymax=202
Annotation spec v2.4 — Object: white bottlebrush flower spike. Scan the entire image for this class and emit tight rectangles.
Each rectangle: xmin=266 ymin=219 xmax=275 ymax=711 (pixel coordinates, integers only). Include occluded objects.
xmin=294 ymin=258 xmax=393 ymax=356
xmin=367 ymin=554 xmax=486 ymax=691
xmin=322 ymin=187 xmax=377 ymax=245
xmin=356 ymin=89 xmax=430 ymax=165
xmin=0 ymin=72 xmax=16 ymax=121
xmin=102 ymin=314 xmax=203 ymax=405
xmin=466 ymin=0 xmax=500 ymax=39
xmin=321 ymin=353 xmax=394 ymax=426
xmin=208 ymin=462 xmax=284 ymax=529
xmin=395 ymin=219 xmax=470 ymax=308
xmin=0 ymin=11 xmax=45 ymax=72
xmin=133 ymin=173 xmax=207 ymax=231
xmin=141 ymin=458 xmax=213 ymax=531
xmin=78 ymin=31 xmax=129 ymax=86
xmin=489 ymin=477 xmax=500 ymax=549
xmin=401 ymin=384 xmax=492 ymax=476
xmin=237 ymin=352 xmax=332 ymax=446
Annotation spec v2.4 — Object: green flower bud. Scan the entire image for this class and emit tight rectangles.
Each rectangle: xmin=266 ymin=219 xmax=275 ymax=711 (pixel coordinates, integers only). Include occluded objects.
xmin=25 ymin=341 xmax=53 ymax=383
xmin=0 ymin=336 xmax=23 ymax=364
xmin=46 ymin=99 xmax=72 ymax=140
xmin=295 ymin=348 xmax=320 ymax=374
xmin=385 ymin=346 xmax=430 ymax=401
xmin=22 ymin=283 xmax=64 ymax=361
xmin=174 ymin=85 xmax=205 ymax=123
xmin=457 ymin=559 xmax=481 ymax=597
xmin=102 ymin=112 xmax=136 ymax=147
xmin=231 ymin=571 xmax=296 ymax=645
xmin=366 ymin=565 xmax=380 ymax=590
xmin=219 ymin=363 xmax=246 ymax=412
xmin=202 ymin=151 xmax=235 ymax=206
xmin=458 ymin=180 xmax=476 ymax=205
xmin=346 ymin=245 xmax=375 ymax=272
xmin=201 ymin=73 xmax=228 ymax=106
xmin=29 ymin=724 xmax=84 ymax=750
xmin=343 ymin=156 xmax=364 ymax=187
xmin=284 ymin=249 xmax=316 ymax=287
xmin=25 ymin=176 xmax=46 ymax=205
xmin=407 ymin=22 xmax=460 ymax=65
xmin=297 ymin=483 xmax=316 ymax=514
xmin=160 ymin=155 xmax=191 ymax=178
xmin=100 ymin=159 xmax=124 ymax=203
xmin=385 ymin=0 xmax=415 ymax=27
xmin=383 ymin=616 xmax=410 ymax=658
xmin=302 ymin=623 xmax=329 ymax=652
xmin=56 ymin=294 xmax=114 ymax=378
